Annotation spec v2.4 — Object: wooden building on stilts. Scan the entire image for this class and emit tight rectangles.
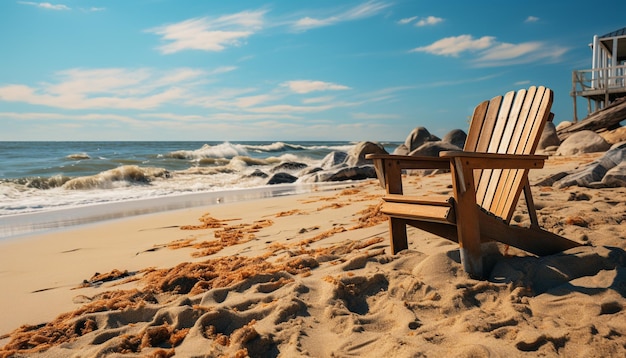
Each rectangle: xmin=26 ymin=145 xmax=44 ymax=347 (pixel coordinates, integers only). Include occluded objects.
xmin=571 ymin=27 xmax=626 ymax=122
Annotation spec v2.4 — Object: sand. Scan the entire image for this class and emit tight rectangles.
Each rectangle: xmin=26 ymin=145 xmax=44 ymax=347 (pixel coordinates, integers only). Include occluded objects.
xmin=0 ymin=153 xmax=625 ymax=357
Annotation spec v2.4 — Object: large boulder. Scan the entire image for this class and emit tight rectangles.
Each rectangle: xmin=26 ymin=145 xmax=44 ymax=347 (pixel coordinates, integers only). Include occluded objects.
xmin=392 ymin=144 xmax=410 ymax=156
xmin=442 ymin=129 xmax=467 ymax=149
xmin=299 ymin=166 xmax=377 ymax=183
xmin=555 ymin=121 xmax=573 ymax=131
xmin=552 ymin=142 xmax=626 ymax=188
xmin=270 ymin=162 xmax=308 ymax=173
xmin=538 ymin=121 xmax=561 ymax=150
xmin=267 ymin=172 xmax=298 ymax=185
xmin=556 ymin=130 xmax=611 ymax=156
xmin=319 ymin=151 xmax=349 ymax=169
xmin=409 ymin=141 xmax=461 ymax=157
xmin=346 ymin=141 xmax=387 ymax=166
xmin=404 ymin=127 xmax=440 ymax=152
xmin=602 ymin=161 xmax=626 ymax=187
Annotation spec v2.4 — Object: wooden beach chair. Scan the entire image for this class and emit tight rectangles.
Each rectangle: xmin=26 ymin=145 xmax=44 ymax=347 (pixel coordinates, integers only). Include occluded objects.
xmin=366 ymin=86 xmax=581 ymax=278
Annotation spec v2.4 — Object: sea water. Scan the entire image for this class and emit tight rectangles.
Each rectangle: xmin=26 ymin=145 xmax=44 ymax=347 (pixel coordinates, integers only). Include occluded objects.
xmin=0 ymin=141 xmax=399 ymax=238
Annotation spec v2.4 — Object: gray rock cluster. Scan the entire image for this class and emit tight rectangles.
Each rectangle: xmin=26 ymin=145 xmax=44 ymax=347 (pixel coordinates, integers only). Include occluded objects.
xmin=264 ymin=141 xmax=388 ymax=185
xmin=538 ymin=142 xmax=626 ymax=188
xmin=392 ymin=127 xmax=467 ymax=156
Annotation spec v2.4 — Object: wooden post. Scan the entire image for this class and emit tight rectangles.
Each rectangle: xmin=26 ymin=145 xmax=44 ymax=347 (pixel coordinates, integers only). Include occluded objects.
xmin=386 ymin=160 xmax=409 ymax=253
xmin=451 ymin=158 xmax=483 ymax=278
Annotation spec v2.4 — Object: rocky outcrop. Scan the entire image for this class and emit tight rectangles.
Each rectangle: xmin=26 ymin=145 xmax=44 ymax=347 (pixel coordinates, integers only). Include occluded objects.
xmin=442 ymin=129 xmax=467 ymax=149
xmin=555 ymin=130 xmax=611 ymax=156
xmin=319 ymin=151 xmax=349 ymax=169
xmin=404 ymin=127 xmax=440 ymax=152
xmin=408 ymin=141 xmax=461 ymax=157
xmin=346 ymin=141 xmax=388 ymax=167
xmin=538 ymin=121 xmax=561 ymax=150
xmin=538 ymin=142 xmax=626 ymax=188
xmin=267 ymin=172 xmax=298 ymax=185
xmin=270 ymin=162 xmax=308 ymax=173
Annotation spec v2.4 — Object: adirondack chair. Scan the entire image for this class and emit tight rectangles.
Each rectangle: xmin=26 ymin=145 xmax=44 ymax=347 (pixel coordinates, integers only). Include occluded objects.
xmin=366 ymin=86 xmax=581 ymax=278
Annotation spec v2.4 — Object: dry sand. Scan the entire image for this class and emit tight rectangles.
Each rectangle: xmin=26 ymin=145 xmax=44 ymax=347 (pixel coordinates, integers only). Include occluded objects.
xmin=0 ymin=153 xmax=625 ymax=357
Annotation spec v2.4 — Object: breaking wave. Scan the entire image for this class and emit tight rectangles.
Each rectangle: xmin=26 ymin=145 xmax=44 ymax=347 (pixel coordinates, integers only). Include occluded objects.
xmin=62 ymin=165 xmax=171 ymax=190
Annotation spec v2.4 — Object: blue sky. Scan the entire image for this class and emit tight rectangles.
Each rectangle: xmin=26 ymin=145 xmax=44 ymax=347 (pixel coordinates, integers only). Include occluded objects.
xmin=1 ymin=0 xmax=624 ymax=141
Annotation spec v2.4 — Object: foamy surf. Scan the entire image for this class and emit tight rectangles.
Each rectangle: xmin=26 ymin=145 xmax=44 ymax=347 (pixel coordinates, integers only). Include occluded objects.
xmin=0 ymin=140 xmax=400 ymax=238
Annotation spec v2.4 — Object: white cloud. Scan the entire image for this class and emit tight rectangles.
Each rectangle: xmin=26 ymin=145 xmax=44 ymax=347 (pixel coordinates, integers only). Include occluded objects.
xmin=292 ymin=1 xmax=390 ymax=31
xmin=416 ymin=16 xmax=443 ymax=27
xmin=398 ymin=16 xmax=417 ymax=25
xmin=473 ymin=41 xmax=568 ymax=67
xmin=147 ymin=10 xmax=266 ymax=54
xmin=525 ymin=16 xmax=539 ymax=23
xmin=18 ymin=1 xmax=70 ymax=10
xmin=0 ymin=112 xmax=142 ymax=125
xmin=410 ymin=34 xmax=496 ymax=56
xmin=411 ymin=34 xmax=568 ymax=67
xmin=0 ymin=67 xmax=232 ymax=110
xmin=281 ymin=80 xmax=350 ymax=94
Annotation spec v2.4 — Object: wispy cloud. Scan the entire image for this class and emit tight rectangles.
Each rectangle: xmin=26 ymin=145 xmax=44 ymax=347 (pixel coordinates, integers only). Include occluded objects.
xmin=397 ymin=16 xmax=417 ymax=25
xmin=411 ymin=35 xmax=496 ymax=56
xmin=472 ymin=41 xmax=568 ymax=67
xmin=525 ymin=16 xmax=539 ymax=23
xmin=410 ymin=34 xmax=567 ymax=66
xmin=18 ymin=1 xmax=70 ymax=10
xmin=292 ymin=1 xmax=390 ymax=31
xmin=281 ymin=80 xmax=350 ymax=94
xmin=0 ymin=112 xmax=143 ymax=125
xmin=146 ymin=10 xmax=266 ymax=54
xmin=0 ymin=67 xmax=227 ymax=110
xmin=416 ymin=16 xmax=444 ymax=27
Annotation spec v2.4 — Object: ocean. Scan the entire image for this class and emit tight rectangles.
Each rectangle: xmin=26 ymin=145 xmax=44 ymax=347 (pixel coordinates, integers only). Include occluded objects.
xmin=0 ymin=141 xmax=399 ymax=238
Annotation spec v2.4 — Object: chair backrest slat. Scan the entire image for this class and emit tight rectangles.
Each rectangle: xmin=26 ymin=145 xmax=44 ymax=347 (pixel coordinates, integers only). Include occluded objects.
xmin=463 ymin=86 xmax=553 ymax=222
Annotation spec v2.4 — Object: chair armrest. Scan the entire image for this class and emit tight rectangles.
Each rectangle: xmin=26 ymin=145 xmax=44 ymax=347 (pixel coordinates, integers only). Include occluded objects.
xmin=365 ymin=154 xmax=451 ymax=170
xmin=365 ymin=154 xmax=452 ymax=192
xmin=439 ymin=151 xmax=547 ymax=170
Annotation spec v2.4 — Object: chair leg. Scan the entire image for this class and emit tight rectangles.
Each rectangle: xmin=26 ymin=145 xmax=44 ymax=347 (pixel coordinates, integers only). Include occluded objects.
xmin=452 ymin=158 xmax=484 ymax=278
xmin=388 ymin=217 xmax=409 ymax=254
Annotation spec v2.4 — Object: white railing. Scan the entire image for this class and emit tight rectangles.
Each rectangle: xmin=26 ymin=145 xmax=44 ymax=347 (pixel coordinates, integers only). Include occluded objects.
xmin=572 ymin=64 xmax=626 ymax=93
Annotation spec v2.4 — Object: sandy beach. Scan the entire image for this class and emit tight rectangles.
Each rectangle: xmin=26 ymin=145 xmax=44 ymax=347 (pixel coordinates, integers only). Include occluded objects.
xmin=1 ymin=153 xmax=625 ymax=357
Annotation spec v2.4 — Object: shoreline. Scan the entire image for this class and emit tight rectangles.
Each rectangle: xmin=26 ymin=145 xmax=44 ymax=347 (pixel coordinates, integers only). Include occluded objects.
xmin=0 ymin=181 xmax=355 ymax=240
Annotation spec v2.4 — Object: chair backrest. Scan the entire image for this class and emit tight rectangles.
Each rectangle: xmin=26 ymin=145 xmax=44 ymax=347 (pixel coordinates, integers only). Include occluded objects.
xmin=463 ymin=86 xmax=553 ymax=222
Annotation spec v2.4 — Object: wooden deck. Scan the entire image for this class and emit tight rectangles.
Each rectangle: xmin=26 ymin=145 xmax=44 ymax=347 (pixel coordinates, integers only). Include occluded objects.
xmin=571 ymin=64 xmax=626 ymax=121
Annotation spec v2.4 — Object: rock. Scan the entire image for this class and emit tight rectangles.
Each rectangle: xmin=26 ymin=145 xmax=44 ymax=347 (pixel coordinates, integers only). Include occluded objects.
xmin=441 ymin=129 xmax=467 ymax=149
xmin=299 ymin=167 xmax=324 ymax=176
xmin=409 ymin=141 xmax=461 ymax=157
xmin=346 ymin=141 xmax=387 ymax=167
xmin=600 ymin=126 xmax=626 ymax=144
xmin=556 ymin=130 xmax=611 ymax=156
xmin=602 ymin=161 xmax=626 ymax=187
xmin=555 ymin=121 xmax=572 ymax=131
xmin=299 ymin=166 xmax=377 ymax=183
xmin=267 ymin=172 xmax=298 ymax=185
xmin=553 ymin=142 xmax=626 ymax=188
xmin=404 ymin=127 xmax=440 ymax=152
xmin=246 ymin=169 xmax=268 ymax=178
xmin=553 ymin=164 xmax=609 ymax=188
xmin=270 ymin=162 xmax=308 ymax=173
xmin=319 ymin=151 xmax=348 ymax=169
xmin=325 ymin=166 xmax=377 ymax=182
xmin=538 ymin=121 xmax=560 ymax=150
xmin=392 ymin=144 xmax=409 ymax=156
